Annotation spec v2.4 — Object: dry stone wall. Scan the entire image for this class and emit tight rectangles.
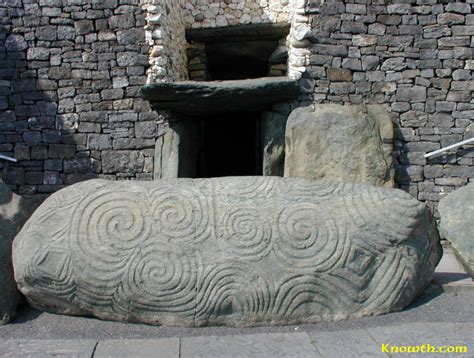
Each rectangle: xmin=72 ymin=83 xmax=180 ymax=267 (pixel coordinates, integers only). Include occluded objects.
xmin=298 ymin=0 xmax=473 ymax=216
xmin=143 ymin=0 xmax=188 ymax=82
xmin=0 ymin=0 xmax=162 ymax=195
xmin=0 ymin=0 xmax=473 ymax=216
xmin=183 ymin=0 xmax=291 ymax=28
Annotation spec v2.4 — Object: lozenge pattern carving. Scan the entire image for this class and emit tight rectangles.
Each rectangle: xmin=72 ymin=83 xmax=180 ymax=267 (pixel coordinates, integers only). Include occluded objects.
xmin=12 ymin=177 xmax=441 ymax=327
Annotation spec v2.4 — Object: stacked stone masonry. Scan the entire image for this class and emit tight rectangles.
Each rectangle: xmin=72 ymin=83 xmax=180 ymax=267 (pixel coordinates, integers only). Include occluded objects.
xmin=301 ymin=0 xmax=474 ymax=216
xmin=0 ymin=0 xmax=473 ymax=217
xmin=0 ymin=0 xmax=163 ymax=195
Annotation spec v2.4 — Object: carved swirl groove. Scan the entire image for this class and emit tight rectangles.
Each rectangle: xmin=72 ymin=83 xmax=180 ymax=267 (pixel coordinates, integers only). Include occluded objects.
xmin=221 ymin=207 xmax=272 ymax=261
xmin=151 ymin=185 xmax=211 ymax=244
xmin=13 ymin=177 xmax=434 ymax=326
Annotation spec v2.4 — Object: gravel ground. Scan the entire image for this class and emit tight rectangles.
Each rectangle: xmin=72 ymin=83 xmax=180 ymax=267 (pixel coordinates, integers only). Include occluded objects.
xmin=1 ymin=285 xmax=473 ymax=340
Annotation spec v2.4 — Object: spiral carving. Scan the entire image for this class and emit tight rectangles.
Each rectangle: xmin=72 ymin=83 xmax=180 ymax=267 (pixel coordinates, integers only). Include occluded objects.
xmin=70 ymin=190 xmax=150 ymax=267
xmin=69 ymin=190 xmax=151 ymax=306
xmin=13 ymin=177 xmax=436 ymax=327
xmin=151 ymin=185 xmax=212 ymax=244
xmin=221 ymin=207 xmax=272 ymax=261
xmin=275 ymin=203 xmax=345 ymax=270
xmin=126 ymin=243 xmax=199 ymax=316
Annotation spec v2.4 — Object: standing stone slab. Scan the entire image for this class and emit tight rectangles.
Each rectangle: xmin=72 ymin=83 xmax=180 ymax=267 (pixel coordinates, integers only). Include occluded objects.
xmin=284 ymin=104 xmax=394 ymax=187
xmin=0 ymin=180 xmax=42 ymax=325
xmin=154 ymin=120 xmax=200 ymax=179
xmin=261 ymin=111 xmax=288 ymax=176
xmin=438 ymin=183 xmax=474 ymax=277
xmin=13 ymin=177 xmax=440 ymax=327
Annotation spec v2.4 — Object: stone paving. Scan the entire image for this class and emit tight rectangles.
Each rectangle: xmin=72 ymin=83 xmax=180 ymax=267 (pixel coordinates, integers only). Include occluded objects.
xmin=435 ymin=245 xmax=474 ymax=292
xmin=0 ymin=322 xmax=473 ymax=357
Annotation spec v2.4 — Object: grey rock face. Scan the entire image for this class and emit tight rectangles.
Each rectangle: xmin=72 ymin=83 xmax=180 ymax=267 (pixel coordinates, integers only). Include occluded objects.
xmin=0 ymin=180 xmax=42 ymax=325
xmin=438 ymin=183 xmax=474 ymax=277
xmin=284 ymin=104 xmax=394 ymax=187
xmin=261 ymin=111 xmax=288 ymax=176
xmin=13 ymin=177 xmax=440 ymax=327
xmin=140 ymin=77 xmax=300 ymax=115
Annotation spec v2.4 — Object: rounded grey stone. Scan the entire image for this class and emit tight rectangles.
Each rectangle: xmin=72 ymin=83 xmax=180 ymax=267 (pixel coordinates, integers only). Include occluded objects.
xmin=13 ymin=177 xmax=441 ymax=327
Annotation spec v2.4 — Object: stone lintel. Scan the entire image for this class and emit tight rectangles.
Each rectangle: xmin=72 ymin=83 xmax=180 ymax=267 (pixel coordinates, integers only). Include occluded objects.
xmin=186 ymin=23 xmax=291 ymax=44
xmin=140 ymin=77 xmax=300 ymax=116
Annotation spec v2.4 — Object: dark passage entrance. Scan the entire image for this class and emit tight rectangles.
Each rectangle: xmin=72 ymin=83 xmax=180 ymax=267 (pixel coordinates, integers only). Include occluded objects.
xmin=198 ymin=112 xmax=262 ymax=178
xmin=206 ymin=41 xmax=279 ymax=80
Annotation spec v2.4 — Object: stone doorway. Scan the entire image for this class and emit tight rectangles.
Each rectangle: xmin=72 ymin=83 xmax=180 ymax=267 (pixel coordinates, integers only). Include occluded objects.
xmin=198 ymin=112 xmax=262 ymax=178
xmin=143 ymin=23 xmax=301 ymax=180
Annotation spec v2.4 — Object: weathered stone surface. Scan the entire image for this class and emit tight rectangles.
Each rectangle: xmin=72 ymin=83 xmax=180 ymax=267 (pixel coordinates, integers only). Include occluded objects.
xmin=154 ymin=120 xmax=200 ymax=179
xmin=186 ymin=23 xmax=290 ymax=43
xmin=140 ymin=77 xmax=300 ymax=115
xmin=0 ymin=180 xmax=42 ymax=325
xmin=261 ymin=111 xmax=288 ymax=176
xmin=284 ymin=105 xmax=394 ymax=187
xmin=438 ymin=183 xmax=474 ymax=277
xmin=13 ymin=177 xmax=440 ymax=327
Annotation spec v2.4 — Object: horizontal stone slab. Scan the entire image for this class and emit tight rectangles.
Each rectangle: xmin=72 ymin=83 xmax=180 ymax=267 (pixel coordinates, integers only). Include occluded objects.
xmin=13 ymin=177 xmax=441 ymax=327
xmin=140 ymin=77 xmax=300 ymax=116
xmin=186 ymin=23 xmax=291 ymax=43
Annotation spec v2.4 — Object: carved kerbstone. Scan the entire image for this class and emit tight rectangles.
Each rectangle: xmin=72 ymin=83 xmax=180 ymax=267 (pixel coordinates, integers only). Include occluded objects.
xmin=13 ymin=177 xmax=441 ymax=327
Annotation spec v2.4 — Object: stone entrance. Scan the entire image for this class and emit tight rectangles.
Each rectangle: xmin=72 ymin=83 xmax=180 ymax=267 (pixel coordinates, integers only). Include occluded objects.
xmin=198 ymin=113 xmax=261 ymax=178
xmin=143 ymin=77 xmax=300 ymax=179
xmin=140 ymin=3 xmax=309 ymax=180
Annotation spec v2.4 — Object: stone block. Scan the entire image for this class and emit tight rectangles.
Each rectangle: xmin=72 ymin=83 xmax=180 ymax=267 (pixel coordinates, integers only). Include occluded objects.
xmin=36 ymin=26 xmax=57 ymax=41
xmin=437 ymin=13 xmax=465 ymax=25
xmin=13 ymin=177 xmax=441 ymax=326
xmin=312 ymin=44 xmax=347 ymax=57
xmin=135 ymin=121 xmax=157 ymax=139
xmin=361 ymin=56 xmax=379 ymax=70
xmin=284 ymin=104 xmax=394 ymax=187
xmin=27 ymin=48 xmax=50 ymax=61
xmin=108 ymin=15 xmax=135 ymax=29
xmin=388 ymin=4 xmax=411 ymax=14
xmin=352 ymin=34 xmax=377 ymax=47
xmin=48 ymin=144 xmax=76 ymax=159
xmin=445 ymin=2 xmax=472 ymax=14
xmin=341 ymin=21 xmax=367 ymax=34
xmin=117 ymin=52 xmax=148 ymax=67
xmin=56 ymin=114 xmax=79 ymax=131
xmin=381 ymin=58 xmax=407 ymax=71
xmin=327 ymin=68 xmax=352 ymax=82
xmin=439 ymin=183 xmax=474 ymax=277
xmin=102 ymin=150 xmax=144 ymax=174
xmin=5 ymin=35 xmax=27 ymax=51
xmin=88 ymin=134 xmax=112 ymax=151
xmin=64 ymin=158 xmax=96 ymax=174
xmin=117 ymin=28 xmax=145 ymax=45
xmin=74 ymin=20 xmax=94 ymax=35
xmin=396 ymin=86 xmax=427 ymax=102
